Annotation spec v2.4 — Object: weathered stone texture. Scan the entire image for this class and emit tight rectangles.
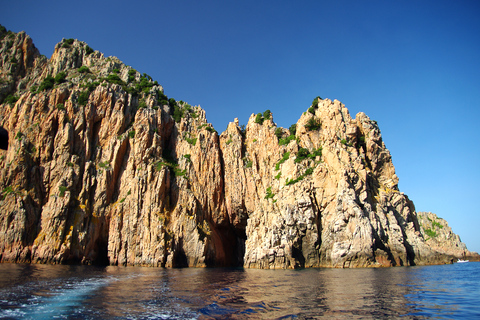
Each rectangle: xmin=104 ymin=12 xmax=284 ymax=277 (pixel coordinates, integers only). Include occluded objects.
xmin=0 ymin=27 xmax=476 ymax=268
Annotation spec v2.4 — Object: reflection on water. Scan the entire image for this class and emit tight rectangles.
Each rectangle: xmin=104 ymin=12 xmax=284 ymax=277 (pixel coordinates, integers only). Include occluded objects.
xmin=0 ymin=263 xmax=479 ymax=319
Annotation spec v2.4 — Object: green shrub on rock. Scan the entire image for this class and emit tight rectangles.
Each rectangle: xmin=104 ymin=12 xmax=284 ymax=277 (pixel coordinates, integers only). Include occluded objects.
xmin=4 ymin=94 xmax=18 ymax=106
xmin=295 ymin=148 xmax=310 ymax=163
xmin=78 ymin=91 xmax=90 ymax=106
xmin=275 ymin=127 xmax=283 ymax=139
xmin=255 ymin=113 xmax=264 ymax=124
xmin=54 ymin=71 xmax=67 ymax=84
xmin=85 ymin=45 xmax=94 ymax=55
xmin=38 ymin=75 xmax=55 ymax=91
xmin=263 ymin=109 xmax=271 ymax=120
xmin=78 ymin=66 xmax=90 ymax=73
xmin=305 ymin=117 xmax=321 ymax=131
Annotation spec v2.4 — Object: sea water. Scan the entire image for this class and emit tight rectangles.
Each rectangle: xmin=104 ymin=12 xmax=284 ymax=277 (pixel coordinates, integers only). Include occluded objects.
xmin=0 ymin=262 xmax=478 ymax=319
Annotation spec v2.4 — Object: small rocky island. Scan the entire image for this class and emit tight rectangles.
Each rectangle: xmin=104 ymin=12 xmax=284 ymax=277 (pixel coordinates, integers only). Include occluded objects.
xmin=0 ymin=25 xmax=477 ymax=268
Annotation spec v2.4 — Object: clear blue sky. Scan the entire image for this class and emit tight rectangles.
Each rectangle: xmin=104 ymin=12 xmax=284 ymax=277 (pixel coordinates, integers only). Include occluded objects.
xmin=2 ymin=0 xmax=479 ymax=253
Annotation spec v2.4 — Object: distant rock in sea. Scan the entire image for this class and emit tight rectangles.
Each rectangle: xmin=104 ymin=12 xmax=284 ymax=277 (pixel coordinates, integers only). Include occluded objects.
xmin=0 ymin=25 xmax=477 ymax=268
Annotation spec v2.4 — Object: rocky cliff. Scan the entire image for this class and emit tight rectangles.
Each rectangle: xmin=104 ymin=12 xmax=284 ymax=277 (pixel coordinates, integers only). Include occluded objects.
xmin=0 ymin=26 xmax=476 ymax=268
xmin=416 ymin=211 xmax=473 ymax=260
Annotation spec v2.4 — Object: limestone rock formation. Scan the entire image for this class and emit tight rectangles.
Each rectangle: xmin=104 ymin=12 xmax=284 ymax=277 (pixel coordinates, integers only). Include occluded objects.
xmin=0 ymin=26 xmax=476 ymax=268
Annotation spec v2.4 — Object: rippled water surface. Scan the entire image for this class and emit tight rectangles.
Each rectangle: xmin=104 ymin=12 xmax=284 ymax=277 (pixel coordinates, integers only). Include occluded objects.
xmin=0 ymin=262 xmax=479 ymax=319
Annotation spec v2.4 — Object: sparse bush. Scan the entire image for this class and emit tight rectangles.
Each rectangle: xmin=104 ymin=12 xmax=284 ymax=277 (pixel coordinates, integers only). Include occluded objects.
xmin=263 ymin=109 xmax=272 ymax=120
xmin=265 ymin=186 xmax=275 ymax=199
xmin=127 ymin=69 xmax=136 ymax=82
xmin=106 ymin=73 xmax=123 ymax=85
xmin=38 ymin=75 xmax=55 ymax=91
xmin=155 ymin=160 xmax=187 ymax=178
xmin=81 ymin=81 xmax=99 ymax=93
xmin=279 ymin=135 xmax=296 ymax=146
xmin=54 ymin=71 xmax=67 ymax=84
xmin=78 ymin=90 xmax=90 ymax=106
xmin=173 ymin=105 xmax=183 ymax=122
xmin=78 ymin=66 xmax=90 ymax=73
xmin=138 ymin=99 xmax=147 ymax=109
xmin=59 ymin=185 xmax=68 ymax=197
xmin=275 ymin=151 xmax=290 ymax=170
xmin=308 ymin=106 xmax=315 ymax=114
xmin=157 ymin=91 xmax=168 ymax=102
xmin=255 ymin=113 xmax=263 ymax=124
xmin=185 ymin=136 xmax=197 ymax=146
xmin=85 ymin=45 xmax=94 ymax=55
xmin=305 ymin=117 xmax=321 ymax=131
xmin=99 ymin=161 xmax=111 ymax=169
xmin=278 ymin=124 xmax=297 ymax=145
xmin=340 ymin=139 xmax=352 ymax=147
xmin=134 ymin=75 xmax=154 ymax=93
xmin=312 ymin=96 xmax=321 ymax=106
xmin=295 ymin=148 xmax=309 ymax=163
xmin=304 ymin=167 xmax=314 ymax=176
xmin=275 ymin=127 xmax=283 ymax=139
xmin=4 ymin=94 xmax=18 ymax=106
xmin=286 ymin=176 xmax=303 ymax=186
xmin=285 ymin=166 xmax=314 ymax=186
xmin=424 ymin=228 xmax=437 ymax=238
xmin=432 ymin=220 xmax=443 ymax=229
xmin=2 ymin=186 xmax=14 ymax=199
xmin=289 ymin=124 xmax=297 ymax=136
xmin=308 ymin=147 xmax=322 ymax=160
xmin=205 ymin=126 xmax=216 ymax=134
xmin=62 ymin=38 xmax=75 ymax=48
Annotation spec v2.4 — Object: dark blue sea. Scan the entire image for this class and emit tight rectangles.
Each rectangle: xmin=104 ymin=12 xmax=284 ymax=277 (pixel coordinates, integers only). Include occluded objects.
xmin=0 ymin=262 xmax=478 ymax=319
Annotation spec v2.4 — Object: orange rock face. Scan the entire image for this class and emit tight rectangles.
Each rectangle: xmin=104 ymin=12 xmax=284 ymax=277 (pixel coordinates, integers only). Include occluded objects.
xmin=0 ymin=27 xmax=475 ymax=268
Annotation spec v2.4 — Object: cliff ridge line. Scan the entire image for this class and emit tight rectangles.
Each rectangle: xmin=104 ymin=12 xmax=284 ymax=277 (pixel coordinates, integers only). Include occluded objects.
xmin=0 ymin=26 xmax=477 ymax=268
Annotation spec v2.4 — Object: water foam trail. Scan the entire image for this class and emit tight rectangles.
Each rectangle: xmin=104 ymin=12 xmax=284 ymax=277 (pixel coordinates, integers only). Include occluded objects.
xmin=0 ymin=276 xmax=111 ymax=319
xmin=0 ymin=269 xmax=200 ymax=320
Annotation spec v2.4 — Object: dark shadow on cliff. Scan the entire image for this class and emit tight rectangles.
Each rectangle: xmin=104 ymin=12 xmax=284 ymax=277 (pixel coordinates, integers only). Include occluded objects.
xmin=173 ymin=237 xmax=188 ymax=267
xmin=206 ymin=225 xmax=246 ymax=268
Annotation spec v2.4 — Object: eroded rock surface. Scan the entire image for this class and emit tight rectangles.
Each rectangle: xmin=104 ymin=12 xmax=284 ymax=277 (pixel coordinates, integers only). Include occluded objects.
xmin=0 ymin=26 xmax=476 ymax=268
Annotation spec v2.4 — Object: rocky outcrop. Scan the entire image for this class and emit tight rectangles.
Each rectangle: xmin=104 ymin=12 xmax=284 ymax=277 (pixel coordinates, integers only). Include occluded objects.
xmin=417 ymin=212 xmax=479 ymax=261
xmin=0 ymin=26 xmax=475 ymax=268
